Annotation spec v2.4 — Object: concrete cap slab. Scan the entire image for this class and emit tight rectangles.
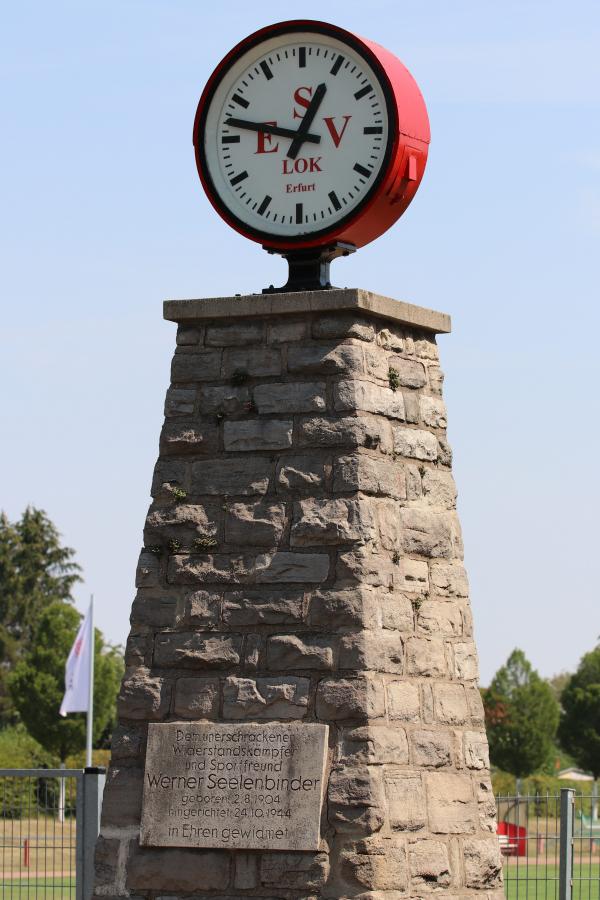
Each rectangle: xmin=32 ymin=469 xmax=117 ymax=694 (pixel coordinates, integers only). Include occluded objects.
xmin=163 ymin=288 xmax=450 ymax=334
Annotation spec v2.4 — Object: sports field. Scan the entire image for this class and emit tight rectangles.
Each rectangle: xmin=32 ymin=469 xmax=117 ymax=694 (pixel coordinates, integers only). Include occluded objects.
xmin=0 ymin=876 xmax=75 ymax=898
xmin=502 ymin=861 xmax=600 ymax=899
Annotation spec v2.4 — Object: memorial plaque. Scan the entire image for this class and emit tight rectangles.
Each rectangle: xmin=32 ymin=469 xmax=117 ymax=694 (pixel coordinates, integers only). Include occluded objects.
xmin=140 ymin=722 xmax=329 ymax=851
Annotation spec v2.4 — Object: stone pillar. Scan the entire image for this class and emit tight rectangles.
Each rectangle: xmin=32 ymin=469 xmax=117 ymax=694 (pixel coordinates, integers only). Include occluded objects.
xmin=93 ymin=289 xmax=503 ymax=899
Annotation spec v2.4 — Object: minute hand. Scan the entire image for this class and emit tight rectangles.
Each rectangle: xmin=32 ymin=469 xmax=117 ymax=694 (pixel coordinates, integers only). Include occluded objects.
xmin=225 ymin=118 xmax=320 ymax=144
xmin=287 ymin=82 xmax=327 ymax=160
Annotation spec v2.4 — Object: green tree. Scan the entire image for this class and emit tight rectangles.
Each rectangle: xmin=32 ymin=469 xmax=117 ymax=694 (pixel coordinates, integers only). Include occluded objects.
xmin=483 ymin=648 xmax=560 ymax=787
xmin=0 ymin=508 xmax=81 ymax=722
xmin=559 ymin=643 xmax=600 ymax=818
xmin=8 ymin=602 xmax=123 ymax=762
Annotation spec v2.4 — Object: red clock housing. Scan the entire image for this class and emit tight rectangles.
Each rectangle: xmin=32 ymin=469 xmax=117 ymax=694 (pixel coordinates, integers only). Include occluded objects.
xmin=193 ymin=20 xmax=430 ymax=252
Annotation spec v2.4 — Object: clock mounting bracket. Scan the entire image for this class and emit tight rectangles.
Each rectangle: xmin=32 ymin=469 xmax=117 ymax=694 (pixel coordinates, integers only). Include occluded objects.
xmin=262 ymin=243 xmax=356 ymax=294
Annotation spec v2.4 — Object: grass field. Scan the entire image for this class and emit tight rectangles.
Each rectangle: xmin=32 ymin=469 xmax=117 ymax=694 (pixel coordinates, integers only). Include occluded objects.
xmin=503 ymin=862 xmax=600 ymax=899
xmin=0 ymin=876 xmax=75 ymax=899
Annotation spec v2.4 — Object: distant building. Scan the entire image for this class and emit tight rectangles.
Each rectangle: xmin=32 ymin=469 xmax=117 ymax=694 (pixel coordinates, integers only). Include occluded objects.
xmin=558 ymin=767 xmax=594 ymax=782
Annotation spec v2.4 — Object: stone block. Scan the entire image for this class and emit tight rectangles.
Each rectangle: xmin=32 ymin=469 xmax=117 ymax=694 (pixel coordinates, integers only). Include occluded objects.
xmin=393 ymin=427 xmax=438 ymax=461
xmin=130 ymin=591 xmax=178 ymax=628
xmin=333 ymin=454 xmax=406 ymax=499
xmin=336 ymin=547 xmax=395 ymax=590
xmin=267 ymin=634 xmax=336 ymax=670
xmin=171 ymin=350 xmax=221 ymax=382
xmin=426 ymin=772 xmax=477 ymax=833
xmin=181 ymin=590 xmax=222 ymax=627
xmin=299 ymin=414 xmax=392 ymax=453
xmin=126 ymin=846 xmax=230 ymax=892
xmin=387 ymin=681 xmax=420 ymax=722
xmin=307 ymin=587 xmax=379 ymax=630
xmin=176 ymin=324 xmax=202 ymax=345
xmin=399 ymin=507 xmax=454 ymax=558
xmin=430 ymin=560 xmax=469 ymax=597
xmin=398 ymin=557 xmax=430 ymax=593
xmin=328 ymin=767 xmax=385 ymax=833
xmin=428 ymin=364 xmax=444 ymax=395
xmin=385 ymin=773 xmax=426 ymax=831
xmin=405 ymin=637 xmax=448 ymax=677
xmin=164 ymin=387 xmax=196 ymax=417
xmin=409 ymin=839 xmax=451 ymax=889
xmin=118 ymin=670 xmax=171 ymax=720
xmin=154 ymin=632 xmax=242 ymax=668
xmin=312 ymin=314 xmax=375 ymax=342
xmin=125 ymin=631 xmax=152 ymax=666
xmin=388 ymin=356 xmax=427 ymax=388
xmin=454 ymin=641 xmax=479 ymax=680
xmin=255 ymin=551 xmax=329 ymax=583
xmin=101 ymin=767 xmax=143 ymax=828
xmin=233 ymin=852 xmax=259 ymax=889
xmin=464 ymin=731 xmax=490 ymax=770
xmin=341 ymin=839 xmax=408 ymax=890
xmin=223 ymin=589 xmax=304 ymax=626
xmin=199 ymin=384 xmax=250 ymax=414
xmin=135 ymin=551 xmax=161 ymax=588
xmin=422 ymin=469 xmax=457 ymax=508
xmin=160 ymin=421 xmax=219 ymax=456
xmin=466 ymin=683 xmax=486 ymax=724
xmin=377 ymin=326 xmax=404 ymax=351
xmin=402 ymin=390 xmax=420 ymax=424
xmin=206 ymin=320 xmax=264 ymax=346
xmin=174 ymin=676 xmax=219 ymax=718
xmin=225 ymin=500 xmax=286 ymax=546
xmin=222 ymin=346 xmax=281 ymax=378
xmin=437 ymin=435 xmax=453 ymax=467
xmin=151 ymin=459 xmax=189 ymax=498
xmin=243 ymin=633 xmax=263 ymax=670
xmin=191 ymin=458 xmax=271 ymax=495
xmin=434 ymin=683 xmax=469 ymax=725
xmin=167 ymin=553 xmax=249 ymax=584
xmin=417 ymin=600 xmax=462 ymax=637
xmin=340 ymin=726 xmax=409 ymax=766
xmin=254 ymin=381 xmax=326 ymax=414
xmin=145 ymin=502 xmax=219 ymax=543
xmin=415 ymin=337 xmax=439 ymax=360
xmin=223 ymin=675 xmax=310 ymax=719
xmin=291 ymin=498 xmax=375 ymax=546
xmin=333 ymin=380 xmax=406 ymax=419
xmin=260 ymin=852 xmax=330 ymax=890
xmin=268 ymin=319 xmax=310 ymax=343
xmin=463 ymin=838 xmax=503 ymax=889
xmin=223 ymin=419 xmax=292 ymax=452
xmin=276 ymin=454 xmax=328 ymax=492
xmin=339 ymin=631 xmax=403 ymax=674
xmin=316 ymin=676 xmax=385 ymax=722
xmin=287 ymin=343 xmax=364 ymax=375
xmin=93 ymin=836 xmax=119 ymax=886
xmin=410 ymin=730 xmax=453 ymax=768
xmin=110 ymin=724 xmax=144 ymax=761
xmin=420 ymin=395 xmax=448 ymax=428
xmin=380 ymin=594 xmax=414 ymax=632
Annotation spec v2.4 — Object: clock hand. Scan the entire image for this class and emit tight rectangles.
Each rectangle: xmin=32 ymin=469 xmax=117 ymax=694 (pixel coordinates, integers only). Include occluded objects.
xmin=287 ymin=82 xmax=327 ymax=160
xmin=225 ymin=117 xmax=321 ymax=144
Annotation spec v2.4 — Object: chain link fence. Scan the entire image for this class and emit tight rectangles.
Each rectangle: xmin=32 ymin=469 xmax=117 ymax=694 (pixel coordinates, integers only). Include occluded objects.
xmin=497 ymin=789 xmax=600 ymax=899
xmin=0 ymin=768 xmax=104 ymax=900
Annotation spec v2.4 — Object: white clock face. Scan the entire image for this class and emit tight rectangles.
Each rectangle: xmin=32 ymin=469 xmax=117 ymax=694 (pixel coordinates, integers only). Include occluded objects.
xmin=200 ymin=29 xmax=393 ymax=241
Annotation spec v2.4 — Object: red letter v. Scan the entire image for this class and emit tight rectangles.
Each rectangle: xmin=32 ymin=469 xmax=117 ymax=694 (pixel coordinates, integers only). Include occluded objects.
xmin=323 ymin=115 xmax=352 ymax=148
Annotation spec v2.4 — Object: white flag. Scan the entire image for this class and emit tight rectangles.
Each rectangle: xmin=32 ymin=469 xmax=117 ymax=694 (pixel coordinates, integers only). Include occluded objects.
xmin=59 ymin=604 xmax=92 ymax=717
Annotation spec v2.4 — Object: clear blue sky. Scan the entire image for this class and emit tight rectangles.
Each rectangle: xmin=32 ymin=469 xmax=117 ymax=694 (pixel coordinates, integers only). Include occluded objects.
xmin=1 ymin=1 xmax=599 ymax=684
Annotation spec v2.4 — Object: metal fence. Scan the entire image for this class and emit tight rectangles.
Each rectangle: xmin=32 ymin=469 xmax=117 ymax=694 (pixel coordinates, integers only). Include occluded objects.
xmin=497 ymin=789 xmax=600 ymax=899
xmin=0 ymin=768 xmax=104 ymax=900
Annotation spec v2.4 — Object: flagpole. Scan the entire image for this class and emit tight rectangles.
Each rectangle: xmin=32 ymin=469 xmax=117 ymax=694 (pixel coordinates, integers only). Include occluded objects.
xmin=85 ymin=595 xmax=94 ymax=768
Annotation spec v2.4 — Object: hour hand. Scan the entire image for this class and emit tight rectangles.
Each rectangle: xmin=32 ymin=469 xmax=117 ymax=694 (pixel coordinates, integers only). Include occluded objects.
xmin=225 ymin=117 xmax=320 ymax=145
